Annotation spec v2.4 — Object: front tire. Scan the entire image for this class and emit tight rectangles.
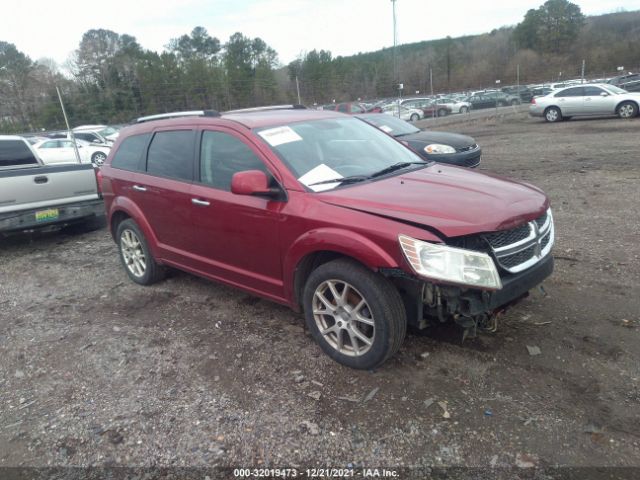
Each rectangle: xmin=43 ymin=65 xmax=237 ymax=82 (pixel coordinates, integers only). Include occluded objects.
xmin=303 ymin=259 xmax=407 ymax=369
xmin=544 ymin=106 xmax=562 ymax=123
xmin=116 ymin=219 xmax=165 ymax=285
xmin=617 ymin=101 xmax=638 ymax=119
xmin=410 ymin=113 xmax=420 ymax=122
xmin=459 ymin=106 xmax=469 ymax=114
xmin=91 ymin=151 xmax=107 ymax=165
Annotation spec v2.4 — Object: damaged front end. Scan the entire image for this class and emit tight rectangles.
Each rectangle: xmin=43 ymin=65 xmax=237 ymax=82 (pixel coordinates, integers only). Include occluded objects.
xmin=387 ymin=208 xmax=555 ymax=339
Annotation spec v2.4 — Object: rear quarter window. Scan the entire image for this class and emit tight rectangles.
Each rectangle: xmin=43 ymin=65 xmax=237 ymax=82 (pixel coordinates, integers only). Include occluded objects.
xmin=111 ymin=133 xmax=150 ymax=171
xmin=0 ymin=139 xmax=39 ymax=168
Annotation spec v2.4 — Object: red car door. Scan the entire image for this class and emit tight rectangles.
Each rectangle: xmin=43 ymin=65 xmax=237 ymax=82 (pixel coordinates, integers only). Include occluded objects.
xmin=132 ymin=128 xmax=199 ymax=267
xmin=188 ymin=128 xmax=285 ymax=300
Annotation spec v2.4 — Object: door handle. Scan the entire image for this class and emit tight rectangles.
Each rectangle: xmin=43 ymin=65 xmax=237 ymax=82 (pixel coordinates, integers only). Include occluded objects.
xmin=191 ymin=198 xmax=210 ymax=206
xmin=585 ymin=98 xmax=591 ymax=101
xmin=34 ymin=176 xmax=48 ymax=184
xmin=132 ymin=185 xmax=147 ymax=192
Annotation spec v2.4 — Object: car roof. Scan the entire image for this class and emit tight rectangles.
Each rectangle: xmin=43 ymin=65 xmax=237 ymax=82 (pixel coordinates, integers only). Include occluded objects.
xmin=124 ymin=109 xmax=347 ymax=134
xmin=0 ymin=135 xmax=30 ymax=141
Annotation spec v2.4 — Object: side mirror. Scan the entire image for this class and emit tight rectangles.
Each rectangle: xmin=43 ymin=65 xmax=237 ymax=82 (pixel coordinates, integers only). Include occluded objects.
xmin=600 ymin=92 xmax=608 ymax=97
xmin=231 ymin=170 xmax=276 ymax=197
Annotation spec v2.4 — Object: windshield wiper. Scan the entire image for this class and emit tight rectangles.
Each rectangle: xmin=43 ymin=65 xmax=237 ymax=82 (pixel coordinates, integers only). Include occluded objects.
xmin=369 ymin=161 xmax=428 ymax=178
xmin=308 ymin=175 xmax=369 ymax=187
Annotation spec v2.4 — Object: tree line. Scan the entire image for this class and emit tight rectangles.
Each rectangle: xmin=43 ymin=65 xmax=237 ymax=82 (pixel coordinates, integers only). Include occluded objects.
xmin=1 ymin=0 xmax=639 ymax=132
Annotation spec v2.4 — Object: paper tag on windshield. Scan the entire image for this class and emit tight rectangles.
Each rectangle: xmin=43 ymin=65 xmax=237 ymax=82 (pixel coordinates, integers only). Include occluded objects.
xmin=298 ymin=164 xmax=343 ymax=192
xmin=258 ymin=126 xmax=302 ymax=146
xmin=379 ymin=125 xmax=393 ymax=133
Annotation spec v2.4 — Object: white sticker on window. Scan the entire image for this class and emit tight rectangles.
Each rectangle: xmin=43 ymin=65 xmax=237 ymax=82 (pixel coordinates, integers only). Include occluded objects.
xmin=258 ymin=126 xmax=302 ymax=147
xmin=379 ymin=125 xmax=393 ymax=133
xmin=298 ymin=164 xmax=343 ymax=192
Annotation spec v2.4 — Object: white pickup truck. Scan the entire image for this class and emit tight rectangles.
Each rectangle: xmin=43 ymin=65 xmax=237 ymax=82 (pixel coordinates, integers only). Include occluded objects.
xmin=0 ymin=135 xmax=105 ymax=235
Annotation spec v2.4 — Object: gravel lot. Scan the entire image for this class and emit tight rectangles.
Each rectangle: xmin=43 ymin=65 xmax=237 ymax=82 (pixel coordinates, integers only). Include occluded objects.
xmin=1 ymin=112 xmax=639 ymax=477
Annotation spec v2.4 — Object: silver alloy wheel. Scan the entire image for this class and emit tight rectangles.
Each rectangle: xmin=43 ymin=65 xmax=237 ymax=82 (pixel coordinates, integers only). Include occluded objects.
xmin=92 ymin=152 xmax=107 ymax=165
xmin=120 ymin=229 xmax=146 ymax=278
xmin=312 ymin=279 xmax=375 ymax=357
xmin=546 ymin=109 xmax=559 ymax=122
xmin=619 ymin=104 xmax=635 ymax=118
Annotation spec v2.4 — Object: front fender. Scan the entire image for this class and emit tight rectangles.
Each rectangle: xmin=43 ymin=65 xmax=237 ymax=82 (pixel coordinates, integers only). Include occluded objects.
xmin=109 ymin=196 xmax=161 ymax=260
xmin=282 ymin=227 xmax=400 ymax=306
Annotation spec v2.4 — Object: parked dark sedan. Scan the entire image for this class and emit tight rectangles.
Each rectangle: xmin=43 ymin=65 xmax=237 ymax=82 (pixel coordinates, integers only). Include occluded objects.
xmin=466 ymin=92 xmax=521 ymax=109
xmin=357 ymin=113 xmax=481 ymax=168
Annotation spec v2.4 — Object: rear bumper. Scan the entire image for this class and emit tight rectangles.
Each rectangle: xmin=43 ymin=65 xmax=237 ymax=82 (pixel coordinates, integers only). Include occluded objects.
xmin=0 ymin=199 xmax=105 ymax=233
xmin=529 ymin=105 xmax=544 ymax=117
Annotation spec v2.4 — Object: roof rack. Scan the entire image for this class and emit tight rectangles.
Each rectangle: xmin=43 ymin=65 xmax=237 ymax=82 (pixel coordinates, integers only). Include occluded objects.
xmin=224 ymin=104 xmax=307 ymax=114
xmin=135 ymin=110 xmax=221 ymax=123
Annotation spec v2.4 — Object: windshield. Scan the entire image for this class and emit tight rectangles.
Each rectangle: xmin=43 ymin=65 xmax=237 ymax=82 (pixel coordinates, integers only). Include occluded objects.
xmin=603 ymin=85 xmax=627 ymax=95
xmin=256 ymin=117 xmax=427 ymax=191
xmin=98 ymin=127 xmax=118 ymax=136
xmin=357 ymin=113 xmax=420 ymax=136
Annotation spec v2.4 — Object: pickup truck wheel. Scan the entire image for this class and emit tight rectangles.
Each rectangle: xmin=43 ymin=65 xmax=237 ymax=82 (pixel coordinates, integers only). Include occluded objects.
xmin=303 ymin=259 xmax=406 ymax=369
xmin=116 ymin=219 xmax=165 ymax=285
xmin=91 ymin=151 xmax=107 ymax=165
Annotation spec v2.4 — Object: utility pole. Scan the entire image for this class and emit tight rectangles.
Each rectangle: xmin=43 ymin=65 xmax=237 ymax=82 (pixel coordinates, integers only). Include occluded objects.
xmin=581 ymin=60 xmax=586 ymax=84
xmin=391 ymin=0 xmax=400 ymax=118
xmin=56 ymin=86 xmax=81 ymax=164
xmin=516 ymin=64 xmax=520 ymax=100
xmin=295 ymin=76 xmax=301 ymax=105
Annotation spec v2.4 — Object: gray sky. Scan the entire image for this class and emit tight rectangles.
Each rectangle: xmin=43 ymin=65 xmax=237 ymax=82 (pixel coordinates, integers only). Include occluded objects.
xmin=2 ymin=0 xmax=639 ymax=67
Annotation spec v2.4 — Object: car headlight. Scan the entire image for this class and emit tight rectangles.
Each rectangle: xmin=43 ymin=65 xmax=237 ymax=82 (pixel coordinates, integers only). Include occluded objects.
xmin=399 ymin=235 xmax=502 ymax=290
xmin=424 ymin=144 xmax=456 ymax=154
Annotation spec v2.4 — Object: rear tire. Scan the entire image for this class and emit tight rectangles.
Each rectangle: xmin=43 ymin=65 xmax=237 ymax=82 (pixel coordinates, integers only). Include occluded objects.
xmin=617 ymin=101 xmax=638 ymax=119
xmin=410 ymin=113 xmax=420 ymax=122
xmin=116 ymin=219 xmax=165 ymax=285
xmin=544 ymin=106 xmax=562 ymax=123
xmin=459 ymin=106 xmax=469 ymax=114
xmin=510 ymin=99 xmax=519 ymax=106
xmin=437 ymin=109 xmax=447 ymax=117
xmin=303 ymin=259 xmax=406 ymax=370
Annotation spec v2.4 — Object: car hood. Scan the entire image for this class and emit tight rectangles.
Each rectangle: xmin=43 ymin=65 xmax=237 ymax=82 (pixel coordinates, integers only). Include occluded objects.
xmin=399 ymin=131 xmax=475 ymax=149
xmin=318 ymin=164 xmax=548 ymax=238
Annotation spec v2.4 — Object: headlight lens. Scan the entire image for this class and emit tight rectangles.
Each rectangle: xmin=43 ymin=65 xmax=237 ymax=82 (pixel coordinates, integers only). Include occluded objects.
xmin=424 ymin=144 xmax=456 ymax=154
xmin=399 ymin=235 xmax=502 ymax=290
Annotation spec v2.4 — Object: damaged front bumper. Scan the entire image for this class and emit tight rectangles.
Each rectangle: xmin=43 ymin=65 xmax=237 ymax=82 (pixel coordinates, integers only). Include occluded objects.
xmin=387 ymin=253 xmax=554 ymax=329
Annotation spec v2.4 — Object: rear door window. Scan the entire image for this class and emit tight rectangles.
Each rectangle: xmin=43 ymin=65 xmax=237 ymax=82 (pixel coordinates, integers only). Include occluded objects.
xmin=0 ymin=140 xmax=39 ymax=168
xmin=584 ymin=86 xmax=605 ymax=96
xmin=555 ymin=87 xmax=584 ymax=97
xmin=111 ymin=133 xmax=150 ymax=171
xmin=146 ymin=130 xmax=195 ymax=181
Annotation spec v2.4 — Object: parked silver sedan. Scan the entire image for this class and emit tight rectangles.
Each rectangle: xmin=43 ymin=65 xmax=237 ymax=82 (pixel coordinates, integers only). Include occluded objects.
xmin=529 ymin=84 xmax=640 ymax=122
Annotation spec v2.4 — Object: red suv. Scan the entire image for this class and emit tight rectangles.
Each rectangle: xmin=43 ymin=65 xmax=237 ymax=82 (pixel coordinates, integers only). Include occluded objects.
xmin=101 ymin=108 xmax=554 ymax=369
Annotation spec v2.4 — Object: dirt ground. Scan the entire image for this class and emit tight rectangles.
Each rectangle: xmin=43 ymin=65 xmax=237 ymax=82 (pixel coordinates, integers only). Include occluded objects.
xmin=1 ymin=112 xmax=639 ymax=477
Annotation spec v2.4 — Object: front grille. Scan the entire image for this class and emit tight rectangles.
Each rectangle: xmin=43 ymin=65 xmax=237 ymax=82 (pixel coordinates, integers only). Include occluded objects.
xmin=457 ymin=144 xmax=478 ymax=152
xmin=484 ymin=223 xmax=530 ymax=248
xmin=499 ymin=244 xmax=537 ymax=269
xmin=482 ymin=210 xmax=554 ymax=274
xmin=463 ymin=153 xmax=481 ymax=167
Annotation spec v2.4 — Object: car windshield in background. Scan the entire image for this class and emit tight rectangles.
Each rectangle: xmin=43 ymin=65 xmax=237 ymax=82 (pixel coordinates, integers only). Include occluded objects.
xmin=255 ymin=117 xmax=427 ymax=192
xmin=603 ymin=85 xmax=628 ymax=95
xmin=357 ymin=113 xmax=420 ymax=136
xmin=98 ymin=127 xmax=118 ymax=136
